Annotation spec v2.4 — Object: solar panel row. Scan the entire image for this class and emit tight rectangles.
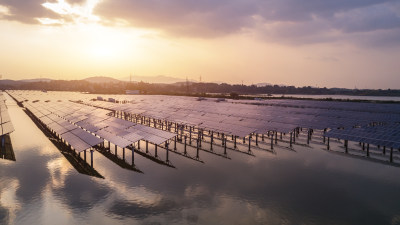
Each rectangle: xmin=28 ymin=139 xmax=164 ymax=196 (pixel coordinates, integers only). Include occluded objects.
xmin=0 ymin=92 xmax=14 ymax=136
xmin=325 ymin=123 xmax=400 ymax=149
xmin=10 ymin=91 xmax=177 ymax=148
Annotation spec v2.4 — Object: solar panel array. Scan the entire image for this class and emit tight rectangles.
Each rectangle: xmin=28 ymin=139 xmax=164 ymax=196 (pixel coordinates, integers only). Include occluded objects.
xmin=7 ymin=90 xmax=400 ymax=151
xmin=0 ymin=92 xmax=14 ymax=136
xmin=325 ymin=123 xmax=400 ymax=149
xmin=9 ymin=91 xmax=177 ymax=151
xmin=82 ymin=93 xmax=400 ymax=136
xmin=24 ymin=101 xmax=104 ymax=152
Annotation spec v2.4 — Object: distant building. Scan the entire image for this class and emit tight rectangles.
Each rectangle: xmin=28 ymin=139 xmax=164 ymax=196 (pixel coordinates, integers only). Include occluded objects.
xmin=97 ymin=96 xmax=103 ymax=101
xmin=108 ymin=98 xmax=116 ymax=103
xmin=126 ymin=90 xmax=140 ymax=95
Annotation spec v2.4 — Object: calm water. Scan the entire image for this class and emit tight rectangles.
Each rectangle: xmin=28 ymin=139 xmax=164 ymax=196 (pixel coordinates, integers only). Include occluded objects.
xmin=2 ymin=94 xmax=400 ymax=225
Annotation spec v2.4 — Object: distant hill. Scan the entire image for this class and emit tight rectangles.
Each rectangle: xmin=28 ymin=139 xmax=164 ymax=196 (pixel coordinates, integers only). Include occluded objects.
xmin=83 ymin=76 xmax=122 ymax=83
xmin=120 ymin=75 xmax=193 ymax=84
xmin=19 ymin=78 xmax=52 ymax=83
xmin=0 ymin=79 xmax=22 ymax=87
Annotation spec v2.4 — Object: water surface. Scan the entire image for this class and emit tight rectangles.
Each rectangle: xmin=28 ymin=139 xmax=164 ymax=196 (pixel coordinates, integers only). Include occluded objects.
xmin=1 ymin=94 xmax=400 ymax=225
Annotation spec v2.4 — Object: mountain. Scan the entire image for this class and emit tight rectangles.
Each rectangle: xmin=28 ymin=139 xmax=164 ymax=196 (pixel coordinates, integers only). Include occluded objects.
xmin=83 ymin=76 xmax=122 ymax=83
xmin=120 ymin=75 xmax=192 ymax=84
xmin=0 ymin=79 xmax=22 ymax=87
xmin=19 ymin=78 xmax=53 ymax=83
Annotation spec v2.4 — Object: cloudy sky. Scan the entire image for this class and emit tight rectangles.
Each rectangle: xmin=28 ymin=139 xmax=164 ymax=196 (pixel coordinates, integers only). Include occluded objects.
xmin=0 ymin=0 xmax=399 ymax=88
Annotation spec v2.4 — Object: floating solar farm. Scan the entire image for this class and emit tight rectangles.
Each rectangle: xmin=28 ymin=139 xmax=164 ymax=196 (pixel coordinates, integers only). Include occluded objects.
xmin=6 ymin=90 xmax=400 ymax=176
xmin=0 ymin=92 xmax=15 ymax=161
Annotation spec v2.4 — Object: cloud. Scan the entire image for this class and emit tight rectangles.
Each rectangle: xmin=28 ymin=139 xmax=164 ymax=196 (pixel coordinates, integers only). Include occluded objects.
xmin=0 ymin=0 xmax=57 ymax=24
xmin=0 ymin=0 xmax=99 ymax=25
xmin=93 ymin=0 xmax=400 ymax=46
xmin=0 ymin=0 xmax=399 ymax=46
xmin=39 ymin=0 xmax=100 ymax=25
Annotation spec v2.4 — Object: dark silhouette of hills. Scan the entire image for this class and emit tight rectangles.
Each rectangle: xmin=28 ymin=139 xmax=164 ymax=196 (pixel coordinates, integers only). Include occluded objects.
xmin=1 ymin=76 xmax=399 ymax=99
xmin=120 ymin=75 xmax=196 ymax=84
xmin=83 ymin=76 xmax=122 ymax=83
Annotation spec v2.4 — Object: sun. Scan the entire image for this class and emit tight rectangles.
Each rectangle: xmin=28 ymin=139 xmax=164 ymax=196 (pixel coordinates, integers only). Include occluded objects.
xmin=88 ymin=41 xmax=119 ymax=60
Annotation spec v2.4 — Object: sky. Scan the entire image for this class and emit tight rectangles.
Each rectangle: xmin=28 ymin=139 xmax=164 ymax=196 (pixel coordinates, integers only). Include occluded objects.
xmin=0 ymin=0 xmax=399 ymax=88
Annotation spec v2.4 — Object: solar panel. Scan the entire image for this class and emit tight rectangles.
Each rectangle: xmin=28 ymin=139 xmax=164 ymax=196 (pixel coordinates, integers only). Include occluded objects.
xmin=71 ymin=128 xmax=103 ymax=146
xmin=60 ymin=132 xmax=91 ymax=152
xmin=95 ymin=129 xmax=132 ymax=148
xmin=1 ymin=122 xmax=14 ymax=135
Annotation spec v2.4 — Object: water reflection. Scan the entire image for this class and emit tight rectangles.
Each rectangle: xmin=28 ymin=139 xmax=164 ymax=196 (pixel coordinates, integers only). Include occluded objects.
xmin=0 ymin=135 xmax=15 ymax=162
xmin=1 ymin=94 xmax=400 ymax=225
xmin=25 ymin=107 xmax=104 ymax=179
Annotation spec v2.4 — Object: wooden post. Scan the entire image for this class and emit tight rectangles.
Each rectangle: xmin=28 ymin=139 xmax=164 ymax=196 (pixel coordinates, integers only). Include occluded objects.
xmin=248 ymin=135 xmax=251 ymax=152
xmin=199 ymin=130 xmax=202 ymax=148
xmin=90 ymin=150 xmax=94 ymax=167
xmin=189 ymin=128 xmax=192 ymax=145
xmin=367 ymin=144 xmax=370 ymax=157
xmin=290 ymin=132 xmax=293 ymax=148
xmin=155 ymin=144 xmax=158 ymax=157
xmin=256 ymin=133 xmax=258 ymax=146
xmin=270 ymin=133 xmax=274 ymax=150
xmin=234 ymin=136 xmax=237 ymax=149
xmin=293 ymin=129 xmax=296 ymax=143
xmin=166 ymin=142 xmax=169 ymax=162
xmin=174 ymin=136 xmax=177 ymax=150
xmin=196 ymin=139 xmax=199 ymax=159
xmin=327 ymin=137 xmax=330 ymax=150
xmin=224 ymin=138 xmax=227 ymax=155
xmin=184 ymin=136 xmax=187 ymax=155
xmin=390 ymin=147 xmax=393 ymax=162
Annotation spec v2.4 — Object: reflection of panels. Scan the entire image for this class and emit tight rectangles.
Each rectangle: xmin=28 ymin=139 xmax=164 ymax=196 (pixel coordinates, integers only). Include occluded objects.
xmin=71 ymin=128 xmax=103 ymax=146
